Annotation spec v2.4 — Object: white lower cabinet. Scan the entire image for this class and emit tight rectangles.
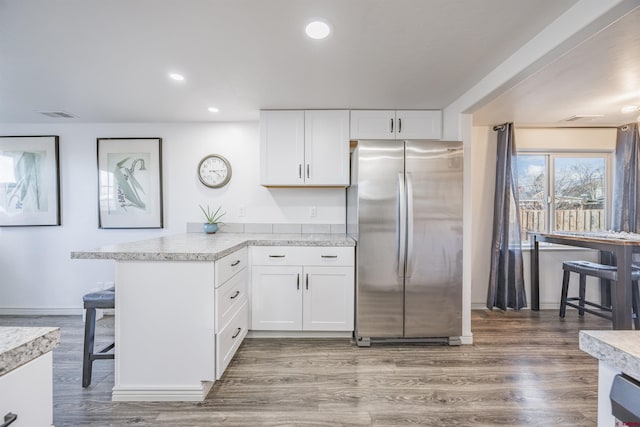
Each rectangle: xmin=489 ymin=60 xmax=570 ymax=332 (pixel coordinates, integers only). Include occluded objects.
xmin=303 ymin=266 xmax=354 ymax=331
xmin=0 ymin=352 xmax=53 ymax=427
xmin=251 ymin=266 xmax=303 ymax=330
xmin=251 ymin=247 xmax=355 ymax=332
xmin=216 ymin=300 xmax=249 ymax=378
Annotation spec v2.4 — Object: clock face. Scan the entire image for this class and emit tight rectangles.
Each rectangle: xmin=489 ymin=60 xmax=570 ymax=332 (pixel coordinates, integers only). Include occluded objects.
xmin=198 ymin=155 xmax=231 ymax=188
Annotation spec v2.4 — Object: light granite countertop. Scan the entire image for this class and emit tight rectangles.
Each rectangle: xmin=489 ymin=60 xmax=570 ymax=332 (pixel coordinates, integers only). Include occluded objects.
xmin=579 ymin=330 xmax=640 ymax=380
xmin=71 ymin=232 xmax=356 ymax=262
xmin=0 ymin=327 xmax=60 ymax=377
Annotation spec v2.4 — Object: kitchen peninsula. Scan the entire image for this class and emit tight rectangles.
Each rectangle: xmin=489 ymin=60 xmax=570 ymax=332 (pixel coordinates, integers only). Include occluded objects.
xmin=71 ymin=232 xmax=355 ymax=402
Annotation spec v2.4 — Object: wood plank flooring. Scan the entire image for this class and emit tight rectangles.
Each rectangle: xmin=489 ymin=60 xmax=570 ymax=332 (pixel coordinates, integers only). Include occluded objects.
xmin=0 ymin=310 xmax=611 ymax=426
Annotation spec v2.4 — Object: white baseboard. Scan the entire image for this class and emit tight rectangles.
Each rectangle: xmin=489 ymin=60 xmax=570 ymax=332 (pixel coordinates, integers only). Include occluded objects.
xmin=247 ymin=330 xmax=353 ymax=339
xmin=0 ymin=307 xmax=83 ymax=316
xmin=112 ymin=381 xmax=213 ymax=402
xmin=460 ymin=334 xmax=473 ymax=345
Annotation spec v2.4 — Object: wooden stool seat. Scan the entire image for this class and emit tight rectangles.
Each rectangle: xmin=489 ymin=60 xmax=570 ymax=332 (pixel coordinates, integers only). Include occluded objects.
xmin=82 ymin=288 xmax=115 ymax=387
xmin=560 ymin=261 xmax=640 ymax=328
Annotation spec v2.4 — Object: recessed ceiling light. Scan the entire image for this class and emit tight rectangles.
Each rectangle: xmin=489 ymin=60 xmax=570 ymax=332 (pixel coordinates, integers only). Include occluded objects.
xmin=208 ymin=107 xmax=219 ymax=113
xmin=621 ymin=105 xmax=639 ymax=114
xmin=305 ymin=19 xmax=331 ymax=40
xmin=169 ymin=73 xmax=185 ymax=81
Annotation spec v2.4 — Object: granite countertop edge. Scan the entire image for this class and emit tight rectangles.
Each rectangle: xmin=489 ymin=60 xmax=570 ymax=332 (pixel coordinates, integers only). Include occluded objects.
xmin=71 ymin=233 xmax=356 ymax=261
xmin=579 ymin=330 xmax=640 ymax=380
xmin=0 ymin=327 xmax=61 ymax=377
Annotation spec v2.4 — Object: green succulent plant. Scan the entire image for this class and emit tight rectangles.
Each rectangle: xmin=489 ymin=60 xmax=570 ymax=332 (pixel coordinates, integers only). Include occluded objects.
xmin=199 ymin=205 xmax=225 ymax=224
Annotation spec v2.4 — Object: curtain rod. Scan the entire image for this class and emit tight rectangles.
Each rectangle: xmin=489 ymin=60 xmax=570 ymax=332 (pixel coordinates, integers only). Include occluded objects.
xmin=493 ymin=125 xmax=506 ymax=131
xmin=621 ymin=125 xmax=629 ymax=131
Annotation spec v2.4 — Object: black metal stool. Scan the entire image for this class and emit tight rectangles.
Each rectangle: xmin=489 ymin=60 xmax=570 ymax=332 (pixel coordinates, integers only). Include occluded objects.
xmin=560 ymin=260 xmax=640 ymax=328
xmin=82 ymin=287 xmax=115 ymax=387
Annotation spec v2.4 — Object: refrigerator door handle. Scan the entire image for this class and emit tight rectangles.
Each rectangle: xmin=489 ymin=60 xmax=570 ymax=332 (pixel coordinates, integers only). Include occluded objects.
xmin=397 ymin=172 xmax=406 ymax=278
xmin=406 ymin=172 xmax=414 ymax=278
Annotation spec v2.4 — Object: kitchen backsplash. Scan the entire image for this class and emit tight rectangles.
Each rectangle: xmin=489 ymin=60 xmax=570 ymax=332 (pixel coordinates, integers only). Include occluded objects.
xmin=186 ymin=222 xmax=346 ymax=234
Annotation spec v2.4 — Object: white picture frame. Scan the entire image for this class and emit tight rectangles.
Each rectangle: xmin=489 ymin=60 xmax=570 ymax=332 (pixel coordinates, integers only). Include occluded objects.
xmin=0 ymin=135 xmax=61 ymax=226
xmin=97 ymin=137 xmax=163 ymax=229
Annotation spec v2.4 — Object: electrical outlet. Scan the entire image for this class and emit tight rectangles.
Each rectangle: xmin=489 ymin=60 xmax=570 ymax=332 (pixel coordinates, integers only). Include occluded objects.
xmin=310 ymin=206 xmax=317 ymax=218
xmin=239 ymin=206 xmax=246 ymax=217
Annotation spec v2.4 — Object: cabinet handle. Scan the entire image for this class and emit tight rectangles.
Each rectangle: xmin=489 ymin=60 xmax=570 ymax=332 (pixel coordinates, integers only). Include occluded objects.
xmin=230 ymin=290 xmax=240 ymax=299
xmin=230 ymin=260 xmax=241 ymax=267
xmin=1 ymin=413 xmax=17 ymax=427
xmin=321 ymin=255 xmax=338 ymax=259
xmin=398 ymin=118 xmax=402 ymax=133
xmin=297 ymin=273 xmax=300 ymax=290
xmin=269 ymin=255 xmax=285 ymax=258
xmin=306 ymin=164 xmax=310 ymax=179
xmin=390 ymin=118 xmax=394 ymax=133
xmin=306 ymin=273 xmax=309 ymax=290
xmin=232 ymin=328 xmax=242 ymax=339
xmin=299 ymin=164 xmax=302 ymax=178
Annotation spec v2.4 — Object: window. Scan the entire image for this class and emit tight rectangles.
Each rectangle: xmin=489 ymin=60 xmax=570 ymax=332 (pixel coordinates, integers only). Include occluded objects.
xmin=517 ymin=152 xmax=610 ymax=241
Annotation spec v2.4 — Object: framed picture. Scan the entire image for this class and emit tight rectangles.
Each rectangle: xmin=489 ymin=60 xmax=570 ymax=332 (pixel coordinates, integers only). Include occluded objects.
xmin=97 ymin=137 xmax=163 ymax=228
xmin=0 ymin=135 xmax=61 ymax=226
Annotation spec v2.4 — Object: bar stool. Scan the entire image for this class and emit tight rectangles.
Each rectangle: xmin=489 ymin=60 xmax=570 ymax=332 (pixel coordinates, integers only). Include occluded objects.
xmin=560 ymin=260 xmax=640 ymax=328
xmin=82 ymin=287 xmax=115 ymax=387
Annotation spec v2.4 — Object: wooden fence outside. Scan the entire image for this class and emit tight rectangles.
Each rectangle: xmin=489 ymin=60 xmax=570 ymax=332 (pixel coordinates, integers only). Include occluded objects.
xmin=520 ymin=209 xmax=605 ymax=240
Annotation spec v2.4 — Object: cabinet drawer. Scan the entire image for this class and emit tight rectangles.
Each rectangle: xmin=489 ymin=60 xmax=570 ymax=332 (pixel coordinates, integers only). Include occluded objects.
xmin=216 ymin=300 xmax=249 ymax=379
xmin=300 ymin=247 xmax=354 ymax=266
xmin=215 ymin=268 xmax=248 ymax=332
xmin=252 ymin=246 xmax=354 ymax=266
xmin=214 ymin=247 xmax=248 ymax=287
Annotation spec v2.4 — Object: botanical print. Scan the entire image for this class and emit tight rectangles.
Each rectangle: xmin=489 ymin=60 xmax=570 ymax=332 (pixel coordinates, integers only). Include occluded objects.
xmin=105 ymin=153 xmax=150 ymax=215
xmin=0 ymin=150 xmax=47 ymax=214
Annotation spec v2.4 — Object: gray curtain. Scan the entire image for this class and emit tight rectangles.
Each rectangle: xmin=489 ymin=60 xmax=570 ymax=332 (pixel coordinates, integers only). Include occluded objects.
xmin=487 ymin=123 xmax=527 ymax=310
xmin=612 ymin=123 xmax=640 ymax=232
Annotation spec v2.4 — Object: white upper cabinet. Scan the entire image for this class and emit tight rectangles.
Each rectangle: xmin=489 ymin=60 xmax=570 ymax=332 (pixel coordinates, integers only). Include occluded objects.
xmin=260 ymin=110 xmax=350 ymax=187
xmin=350 ymin=110 xmax=442 ymax=140
xmin=304 ymin=110 xmax=350 ymax=186
xmin=260 ymin=110 xmax=305 ymax=186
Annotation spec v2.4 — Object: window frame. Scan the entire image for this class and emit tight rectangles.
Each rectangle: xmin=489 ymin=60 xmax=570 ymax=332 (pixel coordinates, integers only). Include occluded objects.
xmin=516 ymin=149 xmax=613 ymax=239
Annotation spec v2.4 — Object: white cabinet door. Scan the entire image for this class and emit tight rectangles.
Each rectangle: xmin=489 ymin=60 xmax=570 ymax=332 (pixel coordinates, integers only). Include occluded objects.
xmin=304 ymin=110 xmax=350 ymax=186
xmin=350 ymin=110 xmax=395 ymax=139
xmin=251 ymin=266 xmax=303 ymax=330
xmin=302 ymin=266 xmax=354 ymax=331
xmin=395 ymin=110 xmax=442 ymax=140
xmin=260 ymin=110 xmax=305 ymax=186
xmin=350 ymin=110 xmax=442 ymax=140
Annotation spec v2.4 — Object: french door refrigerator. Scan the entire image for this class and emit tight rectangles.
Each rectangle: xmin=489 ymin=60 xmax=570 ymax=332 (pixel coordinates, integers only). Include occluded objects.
xmin=347 ymin=140 xmax=463 ymax=346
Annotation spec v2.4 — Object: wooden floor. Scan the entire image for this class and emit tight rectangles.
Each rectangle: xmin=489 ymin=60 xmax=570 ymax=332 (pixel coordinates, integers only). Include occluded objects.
xmin=0 ymin=310 xmax=611 ymax=426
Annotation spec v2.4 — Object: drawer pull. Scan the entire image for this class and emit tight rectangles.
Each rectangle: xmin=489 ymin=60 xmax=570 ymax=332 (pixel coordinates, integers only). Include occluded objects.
xmin=232 ymin=328 xmax=242 ymax=339
xmin=297 ymin=273 xmax=300 ymax=290
xmin=230 ymin=260 xmax=241 ymax=267
xmin=321 ymin=255 xmax=338 ymax=259
xmin=1 ymin=413 xmax=17 ymax=427
xmin=269 ymin=255 xmax=285 ymax=258
xmin=306 ymin=273 xmax=309 ymax=290
xmin=230 ymin=290 xmax=240 ymax=299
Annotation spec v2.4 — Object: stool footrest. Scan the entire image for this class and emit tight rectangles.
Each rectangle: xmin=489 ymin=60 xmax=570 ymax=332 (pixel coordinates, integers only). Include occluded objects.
xmin=564 ymin=301 xmax=613 ymax=320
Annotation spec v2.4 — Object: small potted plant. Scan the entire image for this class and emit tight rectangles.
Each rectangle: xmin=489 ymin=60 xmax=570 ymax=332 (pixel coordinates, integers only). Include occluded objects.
xmin=199 ymin=205 xmax=225 ymax=234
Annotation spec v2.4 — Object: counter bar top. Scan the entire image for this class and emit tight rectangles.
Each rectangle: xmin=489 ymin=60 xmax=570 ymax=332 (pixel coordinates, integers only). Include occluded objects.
xmin=0 ymin=327 xmax=60 ymax=377
xmin=579 ymin=330 xmax=640 ymax=379
xmin=71 ymin=232 xmax=356 ymax=262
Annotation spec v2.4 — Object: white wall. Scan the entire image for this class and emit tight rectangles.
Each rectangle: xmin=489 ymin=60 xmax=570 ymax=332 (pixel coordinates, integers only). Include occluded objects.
xmin=0 ymin=122 xmax=345 ymax=313
xmin=470 ymin=126 xmax=617 ymax=309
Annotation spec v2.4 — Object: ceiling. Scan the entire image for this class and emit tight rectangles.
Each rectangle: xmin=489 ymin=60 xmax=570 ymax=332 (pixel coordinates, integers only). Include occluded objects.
xmin=472 ymin=3 xmax=640 ymax=127
xmin=7 ymin=1 xmax=636 ymax=127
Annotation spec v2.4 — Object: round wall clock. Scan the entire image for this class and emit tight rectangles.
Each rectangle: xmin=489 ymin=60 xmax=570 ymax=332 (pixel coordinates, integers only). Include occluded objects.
xmin=197 ymin=154 xmax=232 ymax=188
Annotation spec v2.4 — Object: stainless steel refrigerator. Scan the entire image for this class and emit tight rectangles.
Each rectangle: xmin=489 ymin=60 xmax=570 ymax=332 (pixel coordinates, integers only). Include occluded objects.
xmin=347 ymin=140 xmax=463 ymax=346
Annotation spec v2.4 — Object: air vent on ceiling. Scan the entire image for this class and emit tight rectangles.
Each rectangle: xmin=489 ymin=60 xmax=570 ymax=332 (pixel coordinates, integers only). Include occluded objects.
xmin=563 ymin=114 xmax=604 ymax=122
xmin=38 ymin=111 xmax=76 ymax=119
